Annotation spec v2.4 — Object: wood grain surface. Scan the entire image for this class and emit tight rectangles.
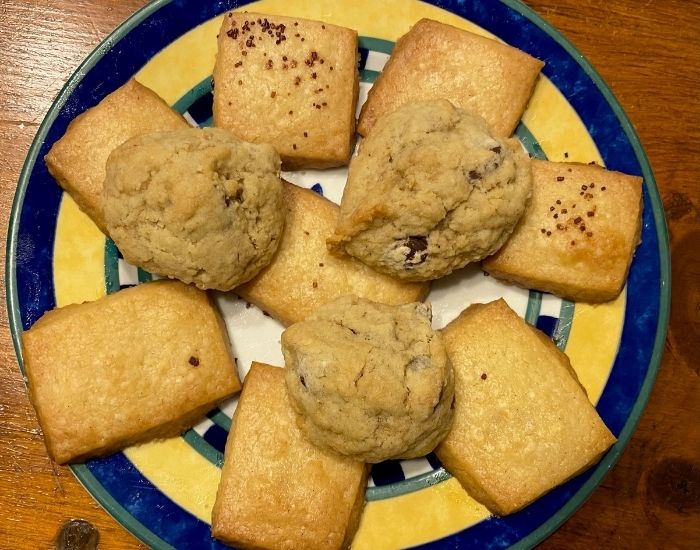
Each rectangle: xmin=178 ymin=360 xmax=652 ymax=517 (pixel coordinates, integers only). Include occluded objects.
xmin=0 ymin=1 xmax=698 ymax=548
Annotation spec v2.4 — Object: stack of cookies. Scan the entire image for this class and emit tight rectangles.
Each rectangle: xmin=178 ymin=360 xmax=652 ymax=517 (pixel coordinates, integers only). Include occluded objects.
xmin=21 ymin=9 xmax=644 ymax=549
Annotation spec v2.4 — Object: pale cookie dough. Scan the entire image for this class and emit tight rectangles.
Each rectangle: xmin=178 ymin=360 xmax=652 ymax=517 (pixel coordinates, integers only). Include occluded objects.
xmin=104 ymin=128 xmax=284 ymax=291
xmin=281 ymin=295 xmax=454 ymax=463
xmin=329 ymin=99 xmax=532 ymax=281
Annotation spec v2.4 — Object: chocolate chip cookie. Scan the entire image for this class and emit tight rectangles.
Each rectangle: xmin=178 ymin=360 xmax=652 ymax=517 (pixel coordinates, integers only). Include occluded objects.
xmin=281 ymin=294 xmax=454 ymax=463
xmin=104 ymin=127 xmax=284 ymax=291
xmin=329 ymin=99 xmax=532 ymax=281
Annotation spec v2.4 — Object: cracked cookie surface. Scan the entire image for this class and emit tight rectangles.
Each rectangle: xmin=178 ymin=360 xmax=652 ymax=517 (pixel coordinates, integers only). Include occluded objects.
xmin=329 ymin=99 xmax=532 ymax=281
xmin=281 ymin=294 xmax=454 ymax=463
xmin=103 ymin=127 xmax=284 ymax=291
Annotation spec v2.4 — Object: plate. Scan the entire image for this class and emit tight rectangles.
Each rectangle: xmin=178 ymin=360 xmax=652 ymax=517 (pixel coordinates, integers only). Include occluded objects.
xmin=6 ymin=0 xmax=670 ymax=548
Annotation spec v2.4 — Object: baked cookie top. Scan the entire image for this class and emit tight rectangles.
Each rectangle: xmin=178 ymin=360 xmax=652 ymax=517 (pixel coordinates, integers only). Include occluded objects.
xmin=329 ymin=99 xmax=532 ymax=281
xmin=103 ymin=127 xmax=284 ymax=291
xmin=482 ymin=159 xmax=643 ymax=302
xmin=44 ymin=79 xmax=188 ymax=234
xmin=235 ymin=181 xmax=429 ymax=326
xmin=281 ymin=295 xmax=454 ymax=463
xmin=213 ymin=12 xmax=359 ymax=169
xmin=357 ymin=18 xmax=543 ymax=138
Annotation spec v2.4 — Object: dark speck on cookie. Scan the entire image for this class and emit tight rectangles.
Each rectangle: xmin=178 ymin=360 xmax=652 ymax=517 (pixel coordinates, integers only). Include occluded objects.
xmin=403 ymin=236 xmax=429 ymax=267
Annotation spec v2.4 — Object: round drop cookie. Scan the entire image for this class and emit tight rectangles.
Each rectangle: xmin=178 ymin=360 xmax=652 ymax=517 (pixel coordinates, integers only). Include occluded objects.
xmin=281 ymin=294 xmax=454 ymax=463
xmin=328 ymin=99 xmax=532 ymax=281
xmin=104 ymin=127 xmax=284 ymax=291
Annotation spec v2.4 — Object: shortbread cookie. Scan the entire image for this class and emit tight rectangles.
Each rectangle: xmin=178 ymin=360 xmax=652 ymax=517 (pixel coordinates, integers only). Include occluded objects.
xmin=45 ymin=79 xmax=188 ymax=234
xmin=213 ymin=12 xmax=359 ymax=169
xmin=436 ymin=299 xmax=616 ymax=515
xmin=329 ymin=100 xmax=532 ymax=281
xmin=358 ymin=18 xmax=544 ymax=137
xmin=482 ymin=160 xmax=643 ymax=302
xmin=22 ymin=280 xmax=241 ymax=465
xmin=235 ymin=181 xmax=428 ymax=325
xmin=212 ymin=362 xmax=368 ymax=550
xmin=282 ymin=295 xmax=454 ymax=463
xmin=103 ymin=127 xmax=284 ymax=291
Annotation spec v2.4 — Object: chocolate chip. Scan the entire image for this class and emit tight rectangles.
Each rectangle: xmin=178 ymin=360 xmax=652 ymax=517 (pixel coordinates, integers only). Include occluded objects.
xmin=188 ymin=356 xmax=199 ymax=366
xmin=490 ymin=146 xmax=502 ymax=154
xmin=402 ymin=235 xmax=429 ymax=266
xmin=300 ymin=375 xmax=306 ymax=388
xmin=468 ymin=169 xmax=482 ymax=180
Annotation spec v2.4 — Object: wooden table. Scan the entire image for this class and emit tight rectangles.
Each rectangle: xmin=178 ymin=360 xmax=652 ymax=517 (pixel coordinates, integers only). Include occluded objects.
xmin=0 ymin=1 xmax=697 ymax=548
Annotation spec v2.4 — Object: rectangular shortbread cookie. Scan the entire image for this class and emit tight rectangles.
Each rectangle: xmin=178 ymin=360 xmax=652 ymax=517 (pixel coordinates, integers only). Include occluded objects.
xmin=358 ymin=18 xmax=543 ymax=138
xmin=436 ymin=299 xmax=616 ymax=516
xmin=212 ymin=362 xmax=368 ymax=550
xmin=45 ymin=79 xmax=188 ymax=234
xmin=22 ymin=280 xmax=241 ymax=464
xmin=235 ymin=182 xmax=429 ymax=325
xmin=482 ymin=160 xmax=643 ymax=302
xmin=213 ymin=12 xmax=359 ymax=169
